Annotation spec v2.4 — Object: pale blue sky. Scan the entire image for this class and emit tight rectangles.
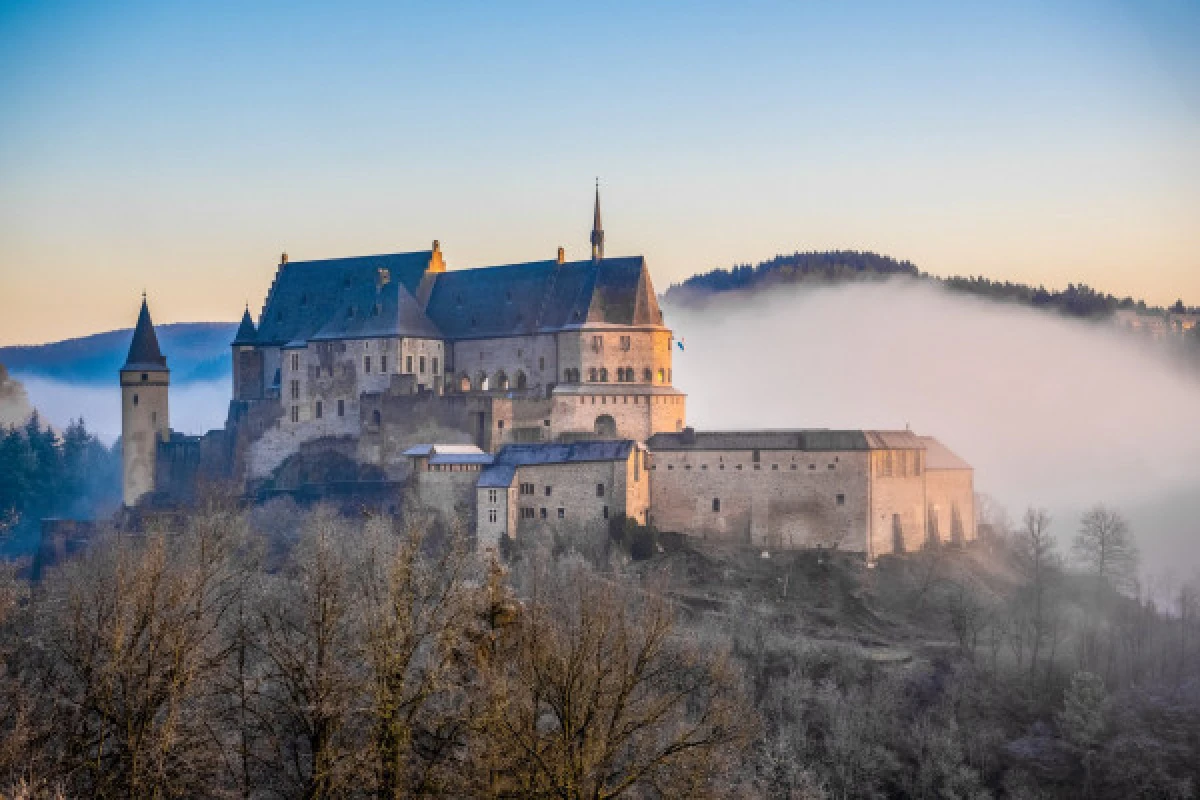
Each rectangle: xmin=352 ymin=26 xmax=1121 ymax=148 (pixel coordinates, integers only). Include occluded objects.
xmin=1 ymin=0 xmax=1197 ymax=344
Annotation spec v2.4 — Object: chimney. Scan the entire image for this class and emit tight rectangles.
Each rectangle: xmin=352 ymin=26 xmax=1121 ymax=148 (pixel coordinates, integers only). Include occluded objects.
xmin=681 ymin=426 xmax=697 ymax=445
xmin=556 ymin=246 xmax=565 ymax=265
xmin=281 ymin=252 xmax=288 ymax=265
xmin=432 ymin=239 xmax=440 ymax=253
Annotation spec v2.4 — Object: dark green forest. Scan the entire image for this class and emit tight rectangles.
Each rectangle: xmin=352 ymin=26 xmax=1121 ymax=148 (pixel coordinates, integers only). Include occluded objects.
xmin=0 ymin=413 xmax=121 ymax=553
xmin=667 ymin=250 xmax=1197 ymax=320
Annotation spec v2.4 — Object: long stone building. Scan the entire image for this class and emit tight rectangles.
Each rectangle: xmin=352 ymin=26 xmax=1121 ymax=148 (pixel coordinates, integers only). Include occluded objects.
xmin=119 ymin=190 xmax=976 ymax=558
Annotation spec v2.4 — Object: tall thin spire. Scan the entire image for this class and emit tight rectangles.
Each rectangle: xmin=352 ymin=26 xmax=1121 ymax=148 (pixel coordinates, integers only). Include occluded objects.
xmin=590 ymin=179 xmax=605 ymax=261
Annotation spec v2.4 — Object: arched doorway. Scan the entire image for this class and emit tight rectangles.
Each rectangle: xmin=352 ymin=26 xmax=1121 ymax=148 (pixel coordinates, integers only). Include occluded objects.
xmin=494 ymin=371 xmax=509 ymax=391
xmin=515 ymin=370 xmax=527 ymax=390
xmin=594 ymin=414 xmax=617 ymax=438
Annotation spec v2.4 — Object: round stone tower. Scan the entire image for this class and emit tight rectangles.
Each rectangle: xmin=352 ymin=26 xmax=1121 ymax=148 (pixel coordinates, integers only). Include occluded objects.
xmin=120 ymin=295 xmax=170 ymax=507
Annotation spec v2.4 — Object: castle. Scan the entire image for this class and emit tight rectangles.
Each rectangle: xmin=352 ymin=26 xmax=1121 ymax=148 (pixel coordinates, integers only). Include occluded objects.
xmin=120 ymin=190 xmax=976 ymax=558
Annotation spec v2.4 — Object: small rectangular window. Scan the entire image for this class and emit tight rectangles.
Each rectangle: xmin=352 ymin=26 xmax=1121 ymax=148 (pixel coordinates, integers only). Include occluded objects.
xmin=539 ymin=356 xmax=545 ymax=370
xmin=432 ymin=357 xmax=439 ymax=375
xmin=488 ymin=489 xmax=498 ymax=503
xmin=557 ymin=507 xmax=565 ymax=519
xmin=406 ymin=355 xmax=413 ymax=373
xmin=488 ymin=509 xmax=497 ymax=523
xmin=544 ymin=486 xmax=552 ymax=496
xmin=381 ymin=355 xmax=388 ymax=372
xmin=836 ymin=493 xmax=845 ymax=506
xmin=364 ymin=356 xmax=372 ymax=374
xmin=712 ymin=498 xmax=721 ymax=512
xmin=337 ymin=399 xmax=345 ymax=417
xmin=540 ymin=507 xmax=547 ymax=520
xmin=315 ymin=401 xmax=323 ymax=419
xmin=290 ymin=405 xmax=299 ymax=422
xmin=596 ymin=483 xmax=605 ymax=497
xmin=602 ymin=505 xmax=609 ymax=519
xmin=420 ymin=356 xmax=426 ymax=373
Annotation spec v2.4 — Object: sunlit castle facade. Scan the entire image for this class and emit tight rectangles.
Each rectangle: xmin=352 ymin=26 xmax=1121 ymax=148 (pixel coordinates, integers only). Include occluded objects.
xmin=119 ymin=190 xmax=975 ymax=560
xmin=227 ymin=188 xmax=684 ymax=480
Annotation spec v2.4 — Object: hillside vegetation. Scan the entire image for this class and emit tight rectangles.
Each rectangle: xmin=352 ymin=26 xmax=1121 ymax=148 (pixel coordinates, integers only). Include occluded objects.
xmin=2 ymin=497 xmax=1197 ymax=797
xmin=667 ymin=249 xmax=1195 ymax=321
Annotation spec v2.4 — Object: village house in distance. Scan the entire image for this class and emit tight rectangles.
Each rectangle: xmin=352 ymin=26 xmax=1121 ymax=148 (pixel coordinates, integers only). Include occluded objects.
xmin=120 ymin=189 xmax=976 ymax=559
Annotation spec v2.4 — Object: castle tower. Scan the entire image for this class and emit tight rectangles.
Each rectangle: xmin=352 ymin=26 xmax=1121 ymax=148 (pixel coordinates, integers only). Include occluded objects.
xmin=231 ymin=305 xmax=262 ymax=402
xmin=590 ymin=182 xmax=605 ymax=261
xmin=120 ymin=295 xmax=170 ymax=506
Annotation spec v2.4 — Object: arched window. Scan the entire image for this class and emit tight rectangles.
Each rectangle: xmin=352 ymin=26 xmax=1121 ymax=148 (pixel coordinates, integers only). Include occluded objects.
xmin=476 ymin=372 xmax=489 ymax=391
xmin=494 ymin=371 xmax=509 ymax=391
xmin=599 ymin=367 xmax=609 ymax=382
xmin=372 ymin=409 xmax=382 ymax=426
xmin=588 ymin=368 xmax=598 ymax=382
xmin=643 ymin=368 xmax=652 ymax=382
xmin=516 ymin=371 xmax=527 ymax=389
xmin=594 ymin=414 xmax=617 ymax=437
xmin=459 ymin=373 xmax=471 ymax=393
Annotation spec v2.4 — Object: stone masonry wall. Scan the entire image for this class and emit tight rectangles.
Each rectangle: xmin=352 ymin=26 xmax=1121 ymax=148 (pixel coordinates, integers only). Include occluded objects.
xmin=648 ymin=448 xmax=870 ymax=550
xmin=867 ymin=449 xmax=927 ymax=557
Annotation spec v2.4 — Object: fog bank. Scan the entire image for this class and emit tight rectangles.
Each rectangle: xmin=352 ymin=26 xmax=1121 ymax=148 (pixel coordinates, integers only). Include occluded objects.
xmin=15 ymin=375 xmax=231 ymax=443
xmin=666 ymin=281 xmax=1200 ymax=575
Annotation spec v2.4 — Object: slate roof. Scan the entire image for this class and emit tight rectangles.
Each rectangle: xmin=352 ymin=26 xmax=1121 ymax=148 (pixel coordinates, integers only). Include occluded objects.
xmin=493 ymin=440 xmax=636 ymax=466
xmin=646 ymin=429 xmax=869 ymax=452
xmin=122 ymin=298 xmax=168 ymax=371
xmin=402 ymin=444 xmax=487 ymax=457
xmin=430 ymin=453 xmax=495 ymax=466
xmin=918 ymin=436 xmax=973 ymax=470
xmin=478 ymin=465 xmax=517 ymax=488
xmin=245 ymin=251 xmax=664 ymax=347
xmin=253 ymin=252 xmax=435 ymax=346
xmin=232 ymin=308 xmax=258 ymax=345
xmin=311 ymin=278 xmax=441 ymax=341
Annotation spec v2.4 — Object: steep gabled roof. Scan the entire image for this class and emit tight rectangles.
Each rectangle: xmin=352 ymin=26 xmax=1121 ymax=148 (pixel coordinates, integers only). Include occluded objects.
xmin=255 ymin=252 xmax=435 ymax=346
xmin=232 ymin=308 xmax=258 ymax=345
xmin=310 ymin=279 xmax=441 ymax=341
xmin=122 ymin=298 xmax=168 ymax=371
xmin=424 ymin=256 xmax=662 ymax=339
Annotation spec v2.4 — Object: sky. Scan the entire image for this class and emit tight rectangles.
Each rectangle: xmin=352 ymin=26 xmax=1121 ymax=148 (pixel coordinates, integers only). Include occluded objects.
xmin=1 ymin=0 xmax=1198 ymax=346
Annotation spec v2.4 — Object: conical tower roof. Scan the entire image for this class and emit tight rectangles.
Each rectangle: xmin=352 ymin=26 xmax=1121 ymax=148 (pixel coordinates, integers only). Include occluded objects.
xmin=122 ymin=296 xmax=168 ymax=370
xmin=232 ymin=306 xmax=258 ymax=345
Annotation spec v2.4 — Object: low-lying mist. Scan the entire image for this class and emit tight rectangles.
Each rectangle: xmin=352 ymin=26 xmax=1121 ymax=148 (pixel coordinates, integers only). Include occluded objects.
xmin=15 ymin=374 xmax=232 ymax=443
xmin=665 ymin=280 xmax=1200 ymax=578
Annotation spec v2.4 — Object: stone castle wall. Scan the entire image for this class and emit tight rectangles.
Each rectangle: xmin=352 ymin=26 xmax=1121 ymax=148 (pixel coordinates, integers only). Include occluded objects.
xmin=867 ymin=449 xmax=927 ymax=556
xmin=648 ymin=448 xmax=870 ymax=550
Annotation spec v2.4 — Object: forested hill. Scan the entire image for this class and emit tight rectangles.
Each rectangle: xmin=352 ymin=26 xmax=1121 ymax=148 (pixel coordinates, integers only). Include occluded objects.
xmin=0 ymin=321 xmax=238 ymax=386
xmin=665 ymin=250 xmax=1194 ymax=319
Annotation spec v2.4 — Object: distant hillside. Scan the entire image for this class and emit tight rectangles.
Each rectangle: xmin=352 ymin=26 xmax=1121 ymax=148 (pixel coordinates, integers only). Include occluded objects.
xmin=0 ymin=322 xmax=237 ymax=386
xmin=666 ymin=249 xmax=1195 ymax=319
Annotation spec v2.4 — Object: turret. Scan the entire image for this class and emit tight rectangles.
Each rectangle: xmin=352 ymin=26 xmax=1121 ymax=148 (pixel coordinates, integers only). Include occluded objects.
xmin=119 ymin=295 xmax=170 ymax=506
xmin=231 ymin=306 xmax=262 ymax=401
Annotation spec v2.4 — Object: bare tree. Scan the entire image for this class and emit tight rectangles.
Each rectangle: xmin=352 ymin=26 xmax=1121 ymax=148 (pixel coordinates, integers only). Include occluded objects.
xmin=1014 ymin=508 xmax=1059 ymax=695
xmin=255 ymin=506 xmax=371 ymax=797
xmin=356 ymin=514 xmax=484 ymax=797
xmin=23 ymin=506 xmax=246 ymax=798
xmin=478 ymin=564 xmax=755 ymax=799
xmin=1073 ymin=506 xmax=1139 ymax=594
